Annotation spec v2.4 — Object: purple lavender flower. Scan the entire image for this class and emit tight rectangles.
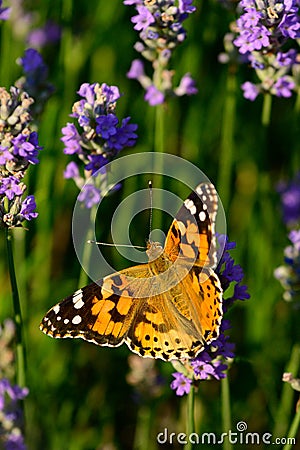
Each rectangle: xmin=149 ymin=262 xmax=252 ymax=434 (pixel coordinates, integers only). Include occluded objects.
xmin=241 ymin=81 xmax=260 ymax=100
xmin=170 ymin=373 xmax=192 ymax=396
xmin=191 ymin=353 xmax=217 ymax=380
xmin=289 ymin=230 xmax=300 ymax=251
xmin=19 ymin=48 xmax=45 ymax=73
xmin=0 ymin=0 xmax=10 ymax=20
xmin=76 ymin=83 xmax=97 ymax=107
xmin=125 ymin=1 xmax=197 ymax=106
xmin=61 ymin=123 xmax=82 ymax=155
xmin=62 ymin=82 xmax=138 ymax=208
xmin=101 ymin=83 xmax=121 ymax=104
xmin=274 ymin=229 xmax=300 ymax=302
xmin=20 ymin=195 xmax=38 ymax=220
xmin=144 ymin=85 xmax=165 ymax=106
xmin=171 ymin=235 xmax=249 ymax=395
xmin=174 ymin=73 xmax=198 ymax=96
xmin=96 ymin=114 xmax=119 ymax=139
xmin=127 ymin=59 xmax=145 ymax=79
xmin=227 ymin=0 xmax=300 ymax=100
xmin=279 ymin=13 xmax=300 ymax=39
xmin=0 ymin=177 xmax=24 ymax=201
xmin=272 ymin=76 xmax=295 ymax=97
xmin=5 ymin=433 xmax=26 ymax=450
xmin=15 ymin=48 xmax=54 ymax=115
xmin=179 ymin=0 xmax=196 ymax=14
xmin=27 ymin=20 xmax=61 ymax=48
xmin=0 ymin=146 xmax=14 ymax=165
xmin=191 ymin=354 xmax=227 ymax=380
xmin=64 ymin=161 xmax=80 ymax=180
xmin=276 ymin=49 xmax=297 ymax=66
xmin=131 ymin=5 xmax=155 ymax=31
xmin=0 ymin=87 xmax=42 ymax=227
xmin=78 ymin=184 xmax=101 ymax=209
xmin=0 ymin=378 xmax=28 ymax=449
xmin=85 ymin=155 xmax=108 ymax=175
xmin=107 ymin=117 xmax=138 ymax=151
xmin=12 ymin=132 xmax=41 ymax=164
xmin=277 ymin=172 xmax=300 ymax=226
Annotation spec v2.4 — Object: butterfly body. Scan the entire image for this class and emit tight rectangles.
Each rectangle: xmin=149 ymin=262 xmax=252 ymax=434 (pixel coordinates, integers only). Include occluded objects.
xmin=40 ymin=183 xmax=223 ymax=361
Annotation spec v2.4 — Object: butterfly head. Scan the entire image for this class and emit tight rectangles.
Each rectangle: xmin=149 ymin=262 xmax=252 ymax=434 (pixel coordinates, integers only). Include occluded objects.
xmin=146 ymin=240 xmax=164 ymax=262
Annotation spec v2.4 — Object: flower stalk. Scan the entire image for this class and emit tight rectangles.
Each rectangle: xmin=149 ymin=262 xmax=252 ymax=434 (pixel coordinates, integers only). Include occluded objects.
xmin=221 ymin=376 xmax=233 ymax=450
xmin=5 ymin=228 xmax=26 ymax=389
xmin=184 ymin=385 xmax=195 ymax=450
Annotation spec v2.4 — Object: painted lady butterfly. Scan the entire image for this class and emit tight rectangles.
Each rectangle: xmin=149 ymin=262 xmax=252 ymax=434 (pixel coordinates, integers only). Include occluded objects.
xmin=40 ymin=183 xmax=223 ymax=361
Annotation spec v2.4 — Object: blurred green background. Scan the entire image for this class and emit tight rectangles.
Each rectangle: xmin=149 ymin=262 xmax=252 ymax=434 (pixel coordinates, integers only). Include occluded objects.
xmin=0 ymin=1 xmax=299 ymax=449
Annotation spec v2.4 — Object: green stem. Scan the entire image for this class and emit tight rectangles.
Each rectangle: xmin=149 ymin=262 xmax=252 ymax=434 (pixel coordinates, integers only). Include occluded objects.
xmin=261 ymin=93 xmax=272 ymax=127
xmin=78 ymin=204 xmax=97 ymax=288
xmin=283 ymin=403 xmax=300 ymax=450
xmin=221 ymin=376 xmax=232 ymax=450
xmin=294 ymin=87 xmax=300 ymax=114
xmin=155 ymin=103 xmax=165 ymax=154
xmin=185 ymin=385 xmax=195 ymax=450
xmin=133 ymin=405 xmax=153 ymax=450
xmin=5 ymin=228 xmax=26 ymax=388
xmin=218 ymin=68 xmax=237 ymax=210
xmin=152 ymin=103 xmax=166 ymax=232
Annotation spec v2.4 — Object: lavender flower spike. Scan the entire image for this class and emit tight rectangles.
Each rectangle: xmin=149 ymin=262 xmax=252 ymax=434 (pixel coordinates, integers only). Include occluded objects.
xmin=125 ymin=1 xmax=198 ymax=106
xmin=170 ymin=235 xmax=249 ymax=395
xmin=0 ymin=378 xmax=28 ymax=449
xmin=274 ymin=229 xmax=300 ymax=302
xmin=15 ymin=48 xmax=54 ymax=116
xmin=0 ymin=87 xmax=41 ymax=228
xmin=62 ymin=82 xmax=138 ymax=208
xmin=223 ymin=0 xmax=300 ymax=100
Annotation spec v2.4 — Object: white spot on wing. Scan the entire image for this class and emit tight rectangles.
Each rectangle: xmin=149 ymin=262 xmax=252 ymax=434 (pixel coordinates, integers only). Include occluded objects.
xmin=199 ymin=211 xmax=206 ymax=222
xmin=72 ymin=315 xmax=82 ymax=325
xmin=71 ymin=289 xmax=85 ymax=309
xmin=74 ymin=298 xmax=84 ymax=309
xmin=53 ymin=304 xmax=60 ymax=315
xmin=73 ymin=289 xmax=82 ymax=299
xmin=64 ymin=318 xmax=69 ymax=325
xmin=184 ymin=199 xmax=196 ymax=215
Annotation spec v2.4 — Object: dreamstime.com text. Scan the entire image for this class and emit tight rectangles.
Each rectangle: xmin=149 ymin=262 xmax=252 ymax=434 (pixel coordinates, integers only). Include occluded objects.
xmin=156 ymin=422 xmax=296 ymax=446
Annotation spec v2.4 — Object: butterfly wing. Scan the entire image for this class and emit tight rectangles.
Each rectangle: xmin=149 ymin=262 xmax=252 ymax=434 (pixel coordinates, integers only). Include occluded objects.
xmin=125 ymin=292 xmax=205 ymax=360
xmin=125 ymin=270 xmax=223 ymax=361
xmin=40 ymin=266 xmax=150 ymax=347
xmin=164 ymin=182 xmax=218 ymax=268
xmin=163 ymin=182 xmax=223 ymax=347
xmin=40 ymin=264 xmax=219 ymax=360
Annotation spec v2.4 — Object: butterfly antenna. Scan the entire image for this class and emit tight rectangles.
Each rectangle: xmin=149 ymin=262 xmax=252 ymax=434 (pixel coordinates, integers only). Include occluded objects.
xmin=148 ymin=180 xmax=153 ymax=242
xmin=87 ymin=240 xmax=146 ymax=249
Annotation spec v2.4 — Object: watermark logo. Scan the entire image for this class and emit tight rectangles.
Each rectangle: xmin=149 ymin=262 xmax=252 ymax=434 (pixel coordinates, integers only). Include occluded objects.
xmin=156 ymin=421 xmax=296 ymax=446
xmin=71 ymin=152 xmax=227 ymax=293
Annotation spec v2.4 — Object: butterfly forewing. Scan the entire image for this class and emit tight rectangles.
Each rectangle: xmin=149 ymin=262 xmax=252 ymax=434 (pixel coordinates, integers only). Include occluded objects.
xmin=164 ymin=182 xmax=218 ymax=268
xmin=40 ymin=268 xmax=149 ymax=346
